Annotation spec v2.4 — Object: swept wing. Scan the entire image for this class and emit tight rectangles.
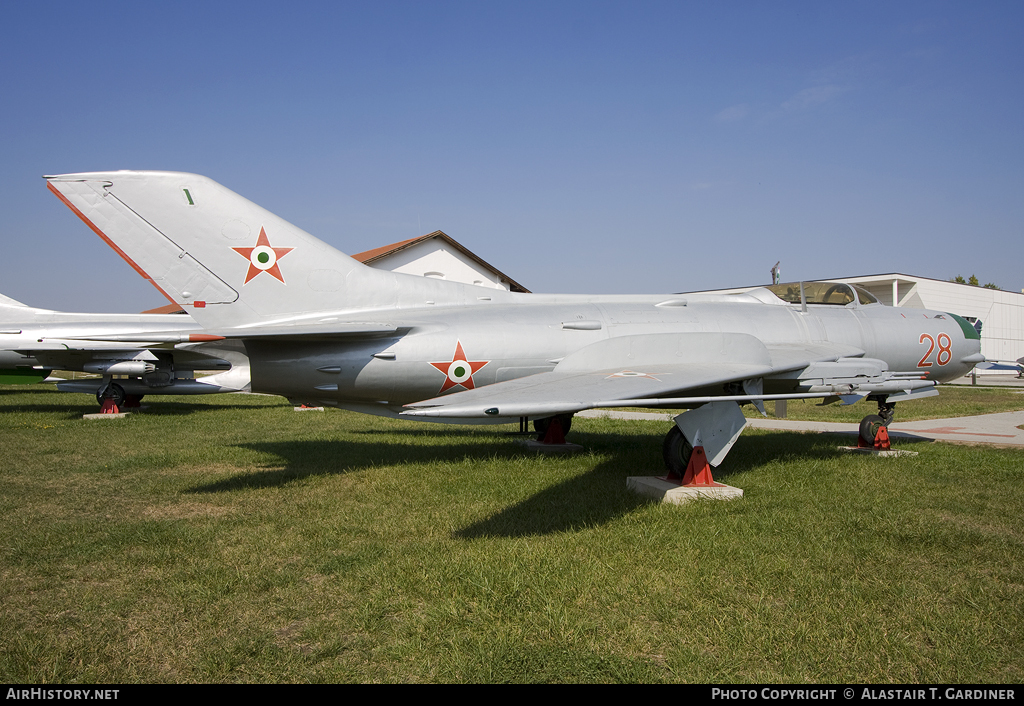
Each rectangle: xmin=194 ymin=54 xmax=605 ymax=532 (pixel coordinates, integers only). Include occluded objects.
xmin=403 ymin=332 xmax=932 ymax=419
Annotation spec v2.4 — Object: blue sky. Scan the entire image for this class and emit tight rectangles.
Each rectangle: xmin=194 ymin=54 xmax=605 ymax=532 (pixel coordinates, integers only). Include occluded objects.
xmin=1 ymin=1 xmax=1021 ymax=312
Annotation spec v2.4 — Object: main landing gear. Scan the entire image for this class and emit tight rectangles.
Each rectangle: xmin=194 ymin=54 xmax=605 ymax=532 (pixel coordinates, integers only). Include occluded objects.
xmin=659 ymin=397 xmax=901 ymax=484
xmin=94 ymin=381 xmax=144 ymax=414
xmin=533 ymin=414 xmax=574 ymax=444
xmin=96 ymin=381 xmax=125 ymax=414
xmin=662 ymin=426 xmax=693 ymax=476
xmin=662 ymin=426 xmax=719 ymax=487
xmin=659 ymin=401 xmax=748 ymax=487
xmin=859 ymin=400 xmax=896 ymax=450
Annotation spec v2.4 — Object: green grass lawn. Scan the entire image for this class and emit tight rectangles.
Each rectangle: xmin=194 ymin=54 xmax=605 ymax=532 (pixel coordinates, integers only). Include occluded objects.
xmin=1 ymin=386 xmax=1022 ymax=683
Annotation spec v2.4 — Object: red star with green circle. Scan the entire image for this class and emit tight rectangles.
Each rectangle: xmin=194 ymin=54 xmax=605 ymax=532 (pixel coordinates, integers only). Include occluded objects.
xmin=231 ymin=226 xmax=294 ymax=284
xmin=430 ymin=341 xmax=489 ymax=393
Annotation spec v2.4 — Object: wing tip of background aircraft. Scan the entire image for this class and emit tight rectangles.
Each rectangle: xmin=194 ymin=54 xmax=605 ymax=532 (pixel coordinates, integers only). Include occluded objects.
xmin=0 ymin=291 xmax=30 ymax=308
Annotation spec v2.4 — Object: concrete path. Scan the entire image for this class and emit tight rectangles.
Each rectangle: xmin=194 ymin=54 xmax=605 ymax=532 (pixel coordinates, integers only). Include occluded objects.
xmin=949 ymin=373 xmax=1024 ymax=390
xmin=577 ymin=408 xmax=1024 ymax=447
xmin=887 ymin=411 xmax=1024 ymax=446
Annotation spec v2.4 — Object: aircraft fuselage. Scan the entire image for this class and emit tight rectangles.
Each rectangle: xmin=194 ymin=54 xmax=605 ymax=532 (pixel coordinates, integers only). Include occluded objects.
xmin=245 ymin=293 xmax=979 ymax=414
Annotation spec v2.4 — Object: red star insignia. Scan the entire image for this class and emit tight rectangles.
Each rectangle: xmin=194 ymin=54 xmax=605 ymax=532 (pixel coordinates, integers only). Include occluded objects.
xmin=430 ymin=341 xmax=489 ymax=393
xmin=231 ymin=226 xmax=294 ymax=284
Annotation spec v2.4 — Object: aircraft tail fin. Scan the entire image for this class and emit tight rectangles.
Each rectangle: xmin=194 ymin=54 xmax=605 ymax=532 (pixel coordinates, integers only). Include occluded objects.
xmin=45 ymin=171 xmax=445 ymax=328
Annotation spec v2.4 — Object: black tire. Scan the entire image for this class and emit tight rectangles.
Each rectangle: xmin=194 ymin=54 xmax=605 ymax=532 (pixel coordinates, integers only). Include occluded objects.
xmin=96 ymin=382 xmax=126 ymax=407
xmin=662 ymin=425 xmax=694 ymax=476
xmin=533 ymin=414 xmax=573 ymax=440
xmin=859 ymin=414 xmax=885 ymax=445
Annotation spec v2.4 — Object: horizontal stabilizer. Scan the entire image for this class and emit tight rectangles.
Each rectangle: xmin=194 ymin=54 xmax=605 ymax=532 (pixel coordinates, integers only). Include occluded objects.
xmin=217 ymin=322 xmax=399 ymax=340
xmin=48 ymin=321 xmax=398 ymax=344
xmin=45 ymin=333 xmax=226 ymax=345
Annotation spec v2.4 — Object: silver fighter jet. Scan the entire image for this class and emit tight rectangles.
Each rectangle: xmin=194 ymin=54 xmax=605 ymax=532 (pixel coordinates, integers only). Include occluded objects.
xmin=0 ymin=291 xmax=249 ymax=407
xmin=45 ymin=171 xmax=984 ymax=471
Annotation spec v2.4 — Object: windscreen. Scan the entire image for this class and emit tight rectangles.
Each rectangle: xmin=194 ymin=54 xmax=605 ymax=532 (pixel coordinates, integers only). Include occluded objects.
xmin=766 ymin=282 xmax=857 ymax=306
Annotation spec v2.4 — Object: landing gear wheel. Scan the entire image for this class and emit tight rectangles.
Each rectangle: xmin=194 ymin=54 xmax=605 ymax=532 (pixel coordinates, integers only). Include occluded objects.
xmin=859 ymin=414 xmax=885 ymax=446
xmin=533 ymin=414 xmax=573 ymax=441
xmin=95 ymin=383 xmax=126 ymax=408
xmin=662 ymin=425 xmax=694 ymax=477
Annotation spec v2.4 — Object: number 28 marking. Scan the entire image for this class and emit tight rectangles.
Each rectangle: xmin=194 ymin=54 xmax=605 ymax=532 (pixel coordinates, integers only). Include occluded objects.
xmin=918 ymin=333 xmax=952 ymax=367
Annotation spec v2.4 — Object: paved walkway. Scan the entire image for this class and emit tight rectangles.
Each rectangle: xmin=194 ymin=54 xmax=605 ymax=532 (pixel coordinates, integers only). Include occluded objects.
xmin=577 ymin=408 xmax=1024 ymax=447
xmin=948 ymin=373 xmax=1024 ymax=389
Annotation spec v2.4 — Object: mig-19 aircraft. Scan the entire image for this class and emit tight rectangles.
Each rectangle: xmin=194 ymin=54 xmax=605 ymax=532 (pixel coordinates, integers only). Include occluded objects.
xmin=44 ymin=171 xmax=984 ymax=472
xmin=0 ymin=290 xmax=249 ymax=408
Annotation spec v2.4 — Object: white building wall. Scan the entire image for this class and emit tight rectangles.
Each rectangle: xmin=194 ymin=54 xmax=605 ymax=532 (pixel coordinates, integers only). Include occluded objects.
xmin=370 ymin=240 xmax=511 ymax=291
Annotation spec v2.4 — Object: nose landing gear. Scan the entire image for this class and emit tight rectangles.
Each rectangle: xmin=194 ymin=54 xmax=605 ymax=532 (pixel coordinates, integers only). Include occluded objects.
xmin=859 ymin=400 xmax=896 ymax=449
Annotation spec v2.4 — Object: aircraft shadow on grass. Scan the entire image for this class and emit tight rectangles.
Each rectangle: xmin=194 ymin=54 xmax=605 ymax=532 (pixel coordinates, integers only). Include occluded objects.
xmin=453 ymin=431 xmax=908 ymax=538
xmin=185 ymin=429 xmax=866 ymax=537
xmin=188 ymin=435 xmax=573 ymax=494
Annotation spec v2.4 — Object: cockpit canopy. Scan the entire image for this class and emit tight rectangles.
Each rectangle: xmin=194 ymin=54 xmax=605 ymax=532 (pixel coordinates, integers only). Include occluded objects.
xmin=766 ymin=281 xmax=879 ymax=306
